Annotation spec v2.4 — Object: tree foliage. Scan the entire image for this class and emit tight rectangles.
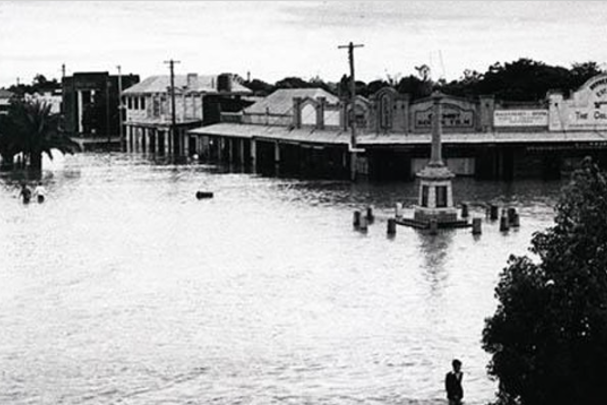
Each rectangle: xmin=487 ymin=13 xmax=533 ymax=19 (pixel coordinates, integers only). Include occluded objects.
xmin=482 ymin=157 xmax=607 ymax=405
xmin=7 ymin=73 xmax=61 ymax=98
xmin=243 ymin=58 xmax=604 ymax=103
xmin=0 ymin=99 xmax=80 ymax=170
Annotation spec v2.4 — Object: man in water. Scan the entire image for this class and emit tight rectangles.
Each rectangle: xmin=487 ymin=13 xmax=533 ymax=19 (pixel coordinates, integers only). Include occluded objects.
xmin=33 ymin=182 xmax=46 ymax=203
xmin=19 ymin=183 xmax=32 ymax=204
xmin=445 ymin=359 xmax=464 ymax=405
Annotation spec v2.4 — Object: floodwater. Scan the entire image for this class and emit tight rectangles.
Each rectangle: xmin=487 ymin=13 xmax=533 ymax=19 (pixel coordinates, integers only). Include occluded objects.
xmin=0 ymin=153 xmax=564 ymax=405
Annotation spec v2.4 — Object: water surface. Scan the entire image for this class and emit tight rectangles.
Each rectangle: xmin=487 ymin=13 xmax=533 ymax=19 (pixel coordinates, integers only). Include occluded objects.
xmin=0 ymin=153 xmax=563 ymax=405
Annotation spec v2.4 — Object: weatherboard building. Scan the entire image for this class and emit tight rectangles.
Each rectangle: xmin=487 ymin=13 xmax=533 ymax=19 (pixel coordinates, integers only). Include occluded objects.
xmin=125 ymin=73 xmax=607 ymax=180
xmin=122 ymin=73 xmax=252 ymax=156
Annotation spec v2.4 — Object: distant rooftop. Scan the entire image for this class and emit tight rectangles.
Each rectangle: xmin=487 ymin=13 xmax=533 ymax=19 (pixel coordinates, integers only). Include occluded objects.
xmin=244 ymin=88 xmax=338 ymax=115
xmin=123 ymin=74 xmax=251 ymax=95
xmin=0 ymin=89 xmax=14 ymax=98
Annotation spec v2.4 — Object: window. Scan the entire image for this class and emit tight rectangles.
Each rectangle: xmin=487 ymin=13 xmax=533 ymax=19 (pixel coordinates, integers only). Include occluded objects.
xmin=160 ymin=96 xmax=167 ymax=115
xmin=380 ymin=94 xmax=392 ymax=130
xmin=436 ymin=186 xmax=448 ymax=208
xmin=134 ymin=97 xmax=139 ymax=110
xmin=140 ymin=97 xmax=146 ymax=110
xmin=152 ymin=97 xmax=160 ymax=117
xmin=421 ymin=185 xmax=429 ymax=207
xmin=127 ymin=97 xmax=132 ymax=110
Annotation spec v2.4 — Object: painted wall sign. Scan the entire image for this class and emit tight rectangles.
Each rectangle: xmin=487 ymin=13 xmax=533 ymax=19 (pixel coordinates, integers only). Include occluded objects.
xmin=494 ymin=110 xmax=548 ymax=127
xmin=549 ymin=74 xmax=607 ymax=131
xmin=414 ymin=103 xmax=474 ymax=129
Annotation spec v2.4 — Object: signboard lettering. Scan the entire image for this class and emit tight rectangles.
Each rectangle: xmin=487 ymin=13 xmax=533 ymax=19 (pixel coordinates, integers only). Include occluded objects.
xmin=414 ymin=104 xmax=474 ymax=129
xmin=549 ymin=74 xmax=607 ymax=131
xmin=494 ymin=110 xmax=548 ymax=127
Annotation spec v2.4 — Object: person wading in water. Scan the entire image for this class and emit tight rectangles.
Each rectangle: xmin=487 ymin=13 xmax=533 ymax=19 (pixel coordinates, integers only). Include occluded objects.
xmin=33 ymin=182 xmax=46 ymax=203
xmin=19 ymin=183 xmax=32 ymax=204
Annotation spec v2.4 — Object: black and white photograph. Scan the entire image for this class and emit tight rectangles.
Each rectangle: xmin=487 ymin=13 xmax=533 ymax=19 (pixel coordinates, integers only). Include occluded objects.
xmin=2 ymin=1 xmax=607 ymax=404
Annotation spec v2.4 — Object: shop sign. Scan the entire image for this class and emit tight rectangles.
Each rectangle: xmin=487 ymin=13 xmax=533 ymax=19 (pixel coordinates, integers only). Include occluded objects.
xmin=494 ymin=110 xmax=548 ymax=127
xmin=414 ymin=104 xmax=474 ymax=129
xmin=549 ymin=74 xmax=607 ymax=131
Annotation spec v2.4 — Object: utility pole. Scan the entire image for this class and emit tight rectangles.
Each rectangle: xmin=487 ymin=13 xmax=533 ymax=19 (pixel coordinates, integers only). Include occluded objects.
xmin=105 ymin=76 xmax=111 ymax=148
xmin=164 ymin=59 xmax=181 ymax=156
xmin=117 ymin=65 xmax=124 ymax=151
xmin=338 ymin=41 xmax=364 ymax=180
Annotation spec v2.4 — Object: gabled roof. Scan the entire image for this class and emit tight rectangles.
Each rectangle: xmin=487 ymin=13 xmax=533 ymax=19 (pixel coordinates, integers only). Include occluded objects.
xmin=0 ymin=89 xmax=14 ymax=98
xmin=123 ymin=74 xmax=251 ymax=95
xmin=244 ymin=88 xmax=339 ymax=115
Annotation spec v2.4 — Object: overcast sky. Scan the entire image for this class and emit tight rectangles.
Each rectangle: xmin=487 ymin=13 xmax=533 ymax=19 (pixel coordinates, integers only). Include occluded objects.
xmin=1 ymin=1 xmax=607 ymax=88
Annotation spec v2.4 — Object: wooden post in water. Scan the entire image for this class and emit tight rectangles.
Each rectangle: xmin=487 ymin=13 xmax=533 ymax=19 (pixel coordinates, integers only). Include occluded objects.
xmin=359 ymin=216 xmax=368 ymax=232
xmin=387 ymin=218 xmax=397 ymax=236
xmin=461 ymin=203 xmax=469 ymax=218
xmin=472 ymin=217 xmax=482 ymax=235
xmin=353 ymin=210 xmax=361 ymax=228
xmin=366 ymin=205 xmax=374 ymax=223
xmin=490 ymin=204 xmax=499 ymax=221
xmin=500 ymin=209 xmax=510 ymax=232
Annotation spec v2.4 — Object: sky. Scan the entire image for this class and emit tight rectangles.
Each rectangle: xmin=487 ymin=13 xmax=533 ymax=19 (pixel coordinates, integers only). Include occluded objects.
xmin=1 ymin=0 xmax=607 ymax=88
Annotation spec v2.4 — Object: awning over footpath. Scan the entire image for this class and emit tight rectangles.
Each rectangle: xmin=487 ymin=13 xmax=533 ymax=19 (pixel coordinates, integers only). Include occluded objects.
xmin=188 ymin=123 xmax=351 ymax=145
xmin=188 ymin=123 xmax=607 ymax=147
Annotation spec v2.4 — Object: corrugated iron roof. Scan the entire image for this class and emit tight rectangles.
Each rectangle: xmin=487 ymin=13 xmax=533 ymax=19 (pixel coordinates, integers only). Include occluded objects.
xmin=123 ymin=75 xmax=252 ymax=95
xmin=189 ymin=123 xmax=607 ymax=146
xmin=244 ymin=88 xmax=339 ymax=116
xmin=189 ymin=122 xmax=350 ymax=144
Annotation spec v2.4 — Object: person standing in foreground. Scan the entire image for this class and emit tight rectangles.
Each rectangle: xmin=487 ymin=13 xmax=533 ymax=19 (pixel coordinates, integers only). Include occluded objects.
xmin=445 ymin=359 xmax=464 ymax=405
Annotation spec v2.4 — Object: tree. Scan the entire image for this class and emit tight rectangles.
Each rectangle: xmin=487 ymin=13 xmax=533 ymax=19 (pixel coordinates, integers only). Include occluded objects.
xmin=242 ymin=78 xmax=274 ymax=96
xmin=2 ymin=99 xmax=80 ymax=171
xmin=274 ymin=76 xmax=313 ymax=89
xmin=569 ymin=61 xmax=605 ymax=90
xmin=396 ymin=75 xmax=431 ymax=100
xmin=0 ymin=112 xmax=19 ymax=170
xmin=482 ymin=157 xmax=607 ymax=405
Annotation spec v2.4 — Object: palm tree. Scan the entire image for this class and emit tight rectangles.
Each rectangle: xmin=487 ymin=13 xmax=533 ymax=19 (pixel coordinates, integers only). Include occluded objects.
xmin=0 ymin=106 xmax=21 ymax=170
xmin=7 ymin=99 xmax=80 ymax=171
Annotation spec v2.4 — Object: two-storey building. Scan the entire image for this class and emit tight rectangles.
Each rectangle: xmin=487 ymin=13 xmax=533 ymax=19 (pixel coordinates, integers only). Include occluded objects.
xmin=123 ymin=73 xmax=252 ymax=156
xmin=62 ymin=72 xmax=140 ymax=148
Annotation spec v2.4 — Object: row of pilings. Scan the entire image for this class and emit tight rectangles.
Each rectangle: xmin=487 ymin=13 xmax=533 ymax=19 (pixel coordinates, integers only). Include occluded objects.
xmin=352 ymin=203 xmax=521 ymax=237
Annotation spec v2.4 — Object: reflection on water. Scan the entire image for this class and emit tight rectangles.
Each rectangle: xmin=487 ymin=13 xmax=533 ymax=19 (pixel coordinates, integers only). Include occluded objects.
xmin=418 ymin=231 xmax=454 ymax=299
xmin=0 ymin=153 xmax=564 ymax=405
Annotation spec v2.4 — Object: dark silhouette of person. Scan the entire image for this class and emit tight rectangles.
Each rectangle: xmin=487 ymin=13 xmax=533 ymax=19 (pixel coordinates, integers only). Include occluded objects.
xmin=445 ymin=358 xmax=464 ymax=405
xmin=19 ymin=183 xmax=32 ymax=204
